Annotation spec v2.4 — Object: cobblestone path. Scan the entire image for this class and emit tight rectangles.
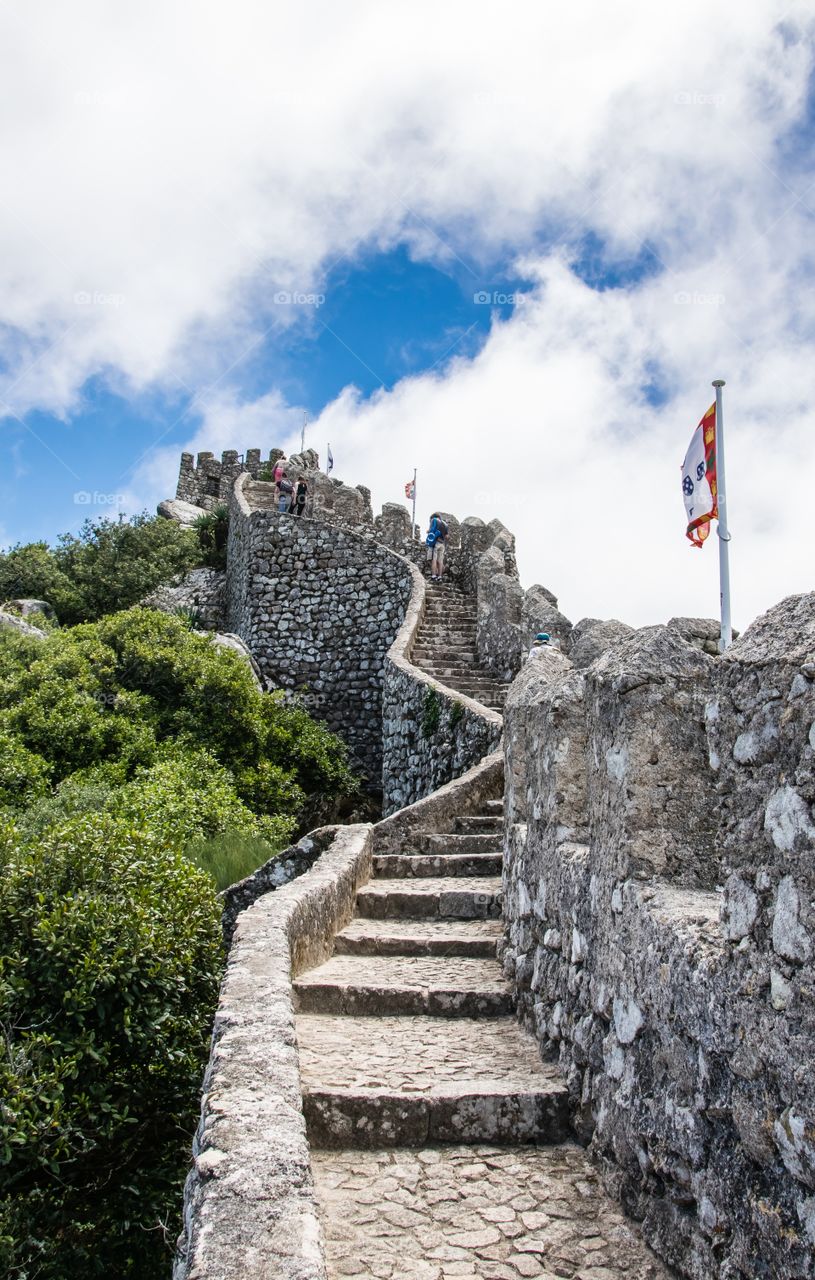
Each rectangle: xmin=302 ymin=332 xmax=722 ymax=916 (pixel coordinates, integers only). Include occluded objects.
xmin=292 ymin=585 xmax=671 ymax=1277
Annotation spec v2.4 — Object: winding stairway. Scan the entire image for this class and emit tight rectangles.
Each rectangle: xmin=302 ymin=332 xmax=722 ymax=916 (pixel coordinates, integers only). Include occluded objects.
xmin=410 ymin=581 xmax=509 ymax=713
xmin=288 ymin=581 xmax=671 ymax=1279
xmin=294 ymin=802 xmax=669 ymax=1278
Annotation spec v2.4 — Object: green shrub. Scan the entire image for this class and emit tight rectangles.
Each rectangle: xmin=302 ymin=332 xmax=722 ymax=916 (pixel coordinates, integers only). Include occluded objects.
xmin=0 ymin=814 xmax=222 ymax=1278
xmin=172 ymin=604 xmax=203 ymax=630
xmin=421 ymin=686 xmax=441 ymax=738
xmin=193 ymin=504 xmax=229 ymax=570
xmin=0 ymin=608 xmax=357 ymax=816
xmin=449 ymin=700 xmax=464 ymax=731
xmin=111 ymin=747 xmax=276 ymax=848
xmin=0 ymin=514 xmax=200 ymax=626
xmin=0 ymin=730 xmax=51 ymax=808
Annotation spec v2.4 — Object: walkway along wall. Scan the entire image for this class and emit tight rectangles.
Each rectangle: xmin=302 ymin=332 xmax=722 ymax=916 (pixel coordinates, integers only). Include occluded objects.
xmin=501 ymin=601 xmax=815 ymax=1280
xmin=173 ymin=753 xmax=503 ymax=1280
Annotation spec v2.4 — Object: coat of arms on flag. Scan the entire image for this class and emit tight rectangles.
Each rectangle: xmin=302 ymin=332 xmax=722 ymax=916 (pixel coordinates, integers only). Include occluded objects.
xmin=681 ymin=403 xmax=717 ymax=547
xmin=404 ymin=478 xmax=415 ymax=499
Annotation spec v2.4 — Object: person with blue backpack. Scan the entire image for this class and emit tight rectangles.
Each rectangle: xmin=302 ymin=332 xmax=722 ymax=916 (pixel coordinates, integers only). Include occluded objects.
xmin=425 ymin=513 xmax=449 ymax=581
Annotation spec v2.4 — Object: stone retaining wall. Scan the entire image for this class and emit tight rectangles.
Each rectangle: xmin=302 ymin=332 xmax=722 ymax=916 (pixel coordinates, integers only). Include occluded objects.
xmin=501 ymin=602 xmax=815 ymax=1279
xmin=228 ymin=475 xmax=504 ymax=808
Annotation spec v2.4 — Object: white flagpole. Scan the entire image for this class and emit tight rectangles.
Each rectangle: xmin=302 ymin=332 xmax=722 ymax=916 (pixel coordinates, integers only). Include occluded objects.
xmin=301 ymin=412 xmax=307 ymax=454
xmin=712 ymin=379 xmax=732 ymax=650
xmin=411 ymin=467 xmax=417 ymax=539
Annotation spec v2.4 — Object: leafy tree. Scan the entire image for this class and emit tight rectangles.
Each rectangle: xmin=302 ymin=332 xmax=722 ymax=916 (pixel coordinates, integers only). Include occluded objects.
xmin=0 ymin=814 xmax=222 ymax=1278
xmin=0 ymin=515 xmax=201 ymax=626
xmin=0 ymin=607 xmax=357 ymax=820
xmin=0 ymin=541 xmax=81 ymax=620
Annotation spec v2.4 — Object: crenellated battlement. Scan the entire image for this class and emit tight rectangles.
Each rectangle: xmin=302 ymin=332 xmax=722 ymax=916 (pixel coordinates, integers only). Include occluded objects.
xmin=175 ymin=446 xmax=286 ymax=510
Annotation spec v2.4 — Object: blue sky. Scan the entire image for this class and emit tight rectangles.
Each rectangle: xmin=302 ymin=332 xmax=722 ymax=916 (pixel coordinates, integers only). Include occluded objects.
xmin=0 ymin=245 xmax=535 ymax=547
xmin=1 ymin=1 xmax=814 ymax=628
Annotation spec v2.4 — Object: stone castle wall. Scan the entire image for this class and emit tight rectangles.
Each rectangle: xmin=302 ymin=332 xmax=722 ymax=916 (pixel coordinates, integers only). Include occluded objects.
xmin=226 ymin=475 xmax=413 ymax=785
xmin=501 ymin=600 xmax=815 ymax=1280
xmin=225 ymin=475 xmax=502 ymax=805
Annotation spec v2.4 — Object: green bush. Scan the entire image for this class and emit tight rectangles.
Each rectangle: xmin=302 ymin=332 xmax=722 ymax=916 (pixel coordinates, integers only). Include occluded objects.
xmin=0 ymin=514 xmax=200 ymax=626
xmin=0 ymin=814 xmax=222 ymax=1278
xmin=193 ymin=504 xmax=229 ymax=570
xmin=0 ymin=608 xmax=357 ymax=816
xmin=0 ymin=730 xmax=51 ymax=808
xmin=0 ymin=598 xmax=357 ymax=1277
xmin=421 ymin=686 xmax=441 ymax=737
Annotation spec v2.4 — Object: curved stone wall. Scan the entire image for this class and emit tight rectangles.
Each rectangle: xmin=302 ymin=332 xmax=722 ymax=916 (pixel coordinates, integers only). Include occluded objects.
xmin=382 ymin=557 xmax=502 ymax=813
xmin=173 ymin=824 xmax=373 ymax=1280
xmin=227 ymin=475 xmax=504 ymax=809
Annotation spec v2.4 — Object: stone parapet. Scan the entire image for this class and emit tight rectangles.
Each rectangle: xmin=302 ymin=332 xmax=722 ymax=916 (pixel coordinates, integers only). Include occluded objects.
xmin=173 ymin=824 xmax=372 ymax=1280
xmin=501 ymin=601 xmax=815 ymax=1278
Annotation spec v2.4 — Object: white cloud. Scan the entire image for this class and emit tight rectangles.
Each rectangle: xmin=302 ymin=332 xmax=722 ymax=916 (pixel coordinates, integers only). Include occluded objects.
xmin=2 ymin=0 xmax=815 ymax=628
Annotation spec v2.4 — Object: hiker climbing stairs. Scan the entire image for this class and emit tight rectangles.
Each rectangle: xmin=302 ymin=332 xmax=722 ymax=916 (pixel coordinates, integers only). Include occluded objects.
xmin=410 ymin=581 xmax=510 ymax=712
xmin=293 ymin=796 xmax=672 ymax=1278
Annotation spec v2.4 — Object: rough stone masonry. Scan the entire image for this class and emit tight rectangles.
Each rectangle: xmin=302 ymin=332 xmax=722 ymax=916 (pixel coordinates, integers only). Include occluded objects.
xmin=159 ymin=447 xmax=815 ymax=1279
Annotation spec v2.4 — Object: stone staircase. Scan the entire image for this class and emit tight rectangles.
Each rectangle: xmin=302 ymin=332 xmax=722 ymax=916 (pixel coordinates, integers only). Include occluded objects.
xmin=293 ymin=797 xmax=672 ymax=1279
xmin=409 ymin=581 xmax=510 ymax=713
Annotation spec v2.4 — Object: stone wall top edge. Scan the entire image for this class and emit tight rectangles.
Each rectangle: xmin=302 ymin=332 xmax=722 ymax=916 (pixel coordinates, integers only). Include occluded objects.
xmin=235 ymin=823 xmax=373 ymax=951
xmin=175 ymin=822 xmax=372 ymax=1280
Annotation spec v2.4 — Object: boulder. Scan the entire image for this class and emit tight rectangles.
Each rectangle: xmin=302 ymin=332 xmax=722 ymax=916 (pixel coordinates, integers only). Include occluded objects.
xmin=569 ymin=618 xmax=634 ymax=668
xmin=6 ymin=597 xmax=56 ymax=620
xmin=0 ymin=610 xmax=46 ymax=639
xmin=157 ymin=498 xmax=207 ymax=528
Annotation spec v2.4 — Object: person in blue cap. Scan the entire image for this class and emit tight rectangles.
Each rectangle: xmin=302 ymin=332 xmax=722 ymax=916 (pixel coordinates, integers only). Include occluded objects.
xmin=528 ymin=632 xmax=551 ymax=658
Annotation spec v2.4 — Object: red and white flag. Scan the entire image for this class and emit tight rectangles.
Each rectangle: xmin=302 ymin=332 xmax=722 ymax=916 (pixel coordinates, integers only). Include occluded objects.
xmin=404 ymin=478 xmax=415 ymax=499
xmin=681 ymin=403 xmax=717 ymax=548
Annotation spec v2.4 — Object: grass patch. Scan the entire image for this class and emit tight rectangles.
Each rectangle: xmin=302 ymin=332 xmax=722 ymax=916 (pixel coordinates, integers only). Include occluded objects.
xmin=186 ymin=831 xmax=284 ymax=891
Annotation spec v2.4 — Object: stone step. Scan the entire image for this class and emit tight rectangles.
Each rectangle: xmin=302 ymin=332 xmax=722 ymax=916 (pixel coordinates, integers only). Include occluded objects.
xmin=297 ymin=1014 xmax=570 ymax=1148
xmin=483 ymin=798 xmax=505 ymax=814
xmin=356 ymin=875 xmax=502 ymax=919
xmin=333 ymin=917 xmax=502 ymax=957
xmin=373 ymin=852 xmax=502 ymax=878
xmin=425 ymin=672 xmax=504 ymax=686
xmin=418 ymin=832 xmax=502 ymax=855
xmin=293 ymin=955 xmax=512 ymax=1017
xmin=417 ymin=618 xmax=477 ymax=629
xmin=452 ymin=814 xmax=503 ymax=834
xmin=411 ymin=643 xmax=478 ymax=656
xmin=410 ymin=654 xmax=479 ymax=669
xmin=414 ymin=634 xmax=477 ymax=648
xmin=419 ymin=681 xmax=506 ymax=699
xmin=417 ymin=670 xmax=486 ymax=680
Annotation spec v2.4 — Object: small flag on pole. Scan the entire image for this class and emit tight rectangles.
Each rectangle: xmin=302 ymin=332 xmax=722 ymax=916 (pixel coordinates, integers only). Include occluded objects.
xmin=404 ymin=477 xmax=415 ymax=500
xmin=681 ymin=402 xmax=718 ymax=548
xmin=327 ymin=444 xmax=334 ymax=473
